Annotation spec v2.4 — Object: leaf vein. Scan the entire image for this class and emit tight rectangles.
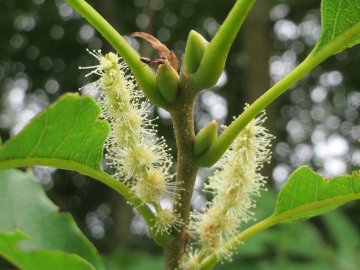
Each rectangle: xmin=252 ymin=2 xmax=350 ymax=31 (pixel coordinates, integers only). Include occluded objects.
xmin=27 ymin=114 xmax=49 ymax=158
xmin=330 ymin=0 xmax=343 ymax=40
xmin=50 ymin=100 xmax=82 ymax=158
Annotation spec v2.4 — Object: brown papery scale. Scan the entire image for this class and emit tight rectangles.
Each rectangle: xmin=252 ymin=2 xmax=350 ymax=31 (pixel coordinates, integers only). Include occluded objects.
xmin=132 ymin=31 xmax=179 ymax=72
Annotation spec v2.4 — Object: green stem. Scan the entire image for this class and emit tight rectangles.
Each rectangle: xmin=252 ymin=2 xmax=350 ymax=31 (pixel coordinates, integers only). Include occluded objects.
xmin=199 ymin=217 xmax=277 ymax=270
xmin=195 ymin=21 xmax=360 ymax=167
xmin=0 ymin=158 xmax=171 ymax=246
xmin=66 ymin=0 xmax=167 ymax=107
xmin=190 ymin=0 xmax=256 ymax=89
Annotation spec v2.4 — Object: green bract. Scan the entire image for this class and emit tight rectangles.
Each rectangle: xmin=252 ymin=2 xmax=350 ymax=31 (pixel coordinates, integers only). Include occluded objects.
xmin=184 ymin=30 xmax=209 ymax=74
xmin=157 ymin=60 xmax=180 ymax=103
xmin=189 ymin=0 xmax=256 ymax=89
xmin=193 ymin=120 xmax=218 ymax=157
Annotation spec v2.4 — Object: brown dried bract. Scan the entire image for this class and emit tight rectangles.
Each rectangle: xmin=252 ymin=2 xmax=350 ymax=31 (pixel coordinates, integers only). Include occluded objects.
xmin=132 ymin=31 xmax=179 ymax=72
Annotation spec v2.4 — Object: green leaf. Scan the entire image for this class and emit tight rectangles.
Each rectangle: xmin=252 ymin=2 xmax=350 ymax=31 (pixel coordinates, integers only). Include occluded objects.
xmin=272 ymin=166 xmax=360 ymax=222
xmin=0 ymin=231 xmax=95 ymax=270
xmin=0 ymin=93 xmax=109 ymax=170
xmin=0 ymin=93 xmax=167 ymax=246
xmin=315 ymin=0 xmax=360 ymax=52
xmin=0 ymin=169 xmax=104 ymax=269
xmin=322 ymin=210 xmax=360 ymax=268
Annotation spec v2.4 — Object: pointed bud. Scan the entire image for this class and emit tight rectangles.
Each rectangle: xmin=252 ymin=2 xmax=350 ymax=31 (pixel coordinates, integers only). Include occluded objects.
xmin=193 ymin=120 xmax=218 ymax=157
xmin=156 ymin=60 xmax=179 ymax=103
xmin=184 ymin=30 xmax=209 ymax=73
xmin=189 ymin=0 xmax=256 ymax=90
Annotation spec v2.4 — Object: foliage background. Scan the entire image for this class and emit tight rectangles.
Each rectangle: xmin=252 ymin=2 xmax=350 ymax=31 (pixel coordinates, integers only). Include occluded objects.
xmin=0 ymin=0 xmax=359 ymax=269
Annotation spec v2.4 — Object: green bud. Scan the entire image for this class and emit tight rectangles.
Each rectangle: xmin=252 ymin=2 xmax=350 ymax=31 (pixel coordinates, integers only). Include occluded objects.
xmin=193 ymin=120 xmax=218 ymax=157
xmin=156 ymin=60 xmax=179 ymax=104
xmin=184 ymin=30 xmax=209 ymax=73
xmin=189 ymin=0 xmax=256 ymax=90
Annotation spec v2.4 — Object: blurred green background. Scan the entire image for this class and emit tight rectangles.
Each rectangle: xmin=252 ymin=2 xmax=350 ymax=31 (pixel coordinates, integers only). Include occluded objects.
xmin=0 ymin=0 xmax=359 ymax=269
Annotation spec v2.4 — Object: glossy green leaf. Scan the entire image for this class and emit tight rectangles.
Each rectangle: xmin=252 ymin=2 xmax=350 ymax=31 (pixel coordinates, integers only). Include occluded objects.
xmin=0 ymin=231 xmax=95 ymax=270
xmin=0 ymin=93 xmax=109 ymax=170
xmin=272 ymin=166 xmax=360 ymax=222
xmin=0 ymin=169 xmax=104 ymax=269
xmin=315 ymin=0 xmax=360 ymax=52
